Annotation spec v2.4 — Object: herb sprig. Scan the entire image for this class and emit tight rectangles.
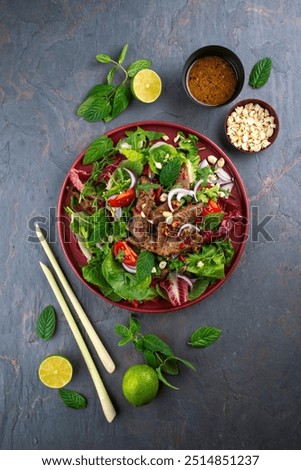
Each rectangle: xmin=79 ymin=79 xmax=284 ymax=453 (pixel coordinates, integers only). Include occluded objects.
xmin=77 ymin=44 xmax=151 ymax=123
xmin=114 ymin=316 xmax=195 ymax=390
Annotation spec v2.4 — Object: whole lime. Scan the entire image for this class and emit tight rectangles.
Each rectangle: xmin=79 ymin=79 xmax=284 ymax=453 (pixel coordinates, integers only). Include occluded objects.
xmin=122 ymin=364 xmax=159 ymax=407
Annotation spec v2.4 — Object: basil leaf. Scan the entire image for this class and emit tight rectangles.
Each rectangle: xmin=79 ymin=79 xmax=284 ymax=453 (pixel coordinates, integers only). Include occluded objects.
xmin=96 ymin=53 xmax=111 ymax=63
xmin=249 ymin=57 xmax=272 ymax=89
xmin=136 ymin=250 xmax=155 ymax=281
xmin=59 ymin=389 xmax=87 ymax=409
xmin=83 ymin=136 xmax=114 ymax=164
xmin=127 ymin=59 xmax=152 ymax=77
xmin=143 ymin=334 xmax=174 ymax=357
xmin=37 ymin=305 xmax=56 ymax=341
xmin=188 ymin=326 xmax=222 ymax=348
xmin=159 ymin=158 xmax=182 ymax=187
xmin=188 ymin=279 xmax=209 ymax=301
xmin=118 ymin=43 xmax=128 ymax=64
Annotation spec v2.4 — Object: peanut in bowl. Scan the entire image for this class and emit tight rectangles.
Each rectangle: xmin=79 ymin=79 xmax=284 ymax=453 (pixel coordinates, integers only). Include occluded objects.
xmin=225 ymin=99 xmax=279 ymax=153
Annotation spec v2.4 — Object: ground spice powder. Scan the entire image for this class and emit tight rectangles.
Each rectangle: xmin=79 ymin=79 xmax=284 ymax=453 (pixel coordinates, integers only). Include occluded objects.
xmin=187 ymin=55 xmax=237 ymax=106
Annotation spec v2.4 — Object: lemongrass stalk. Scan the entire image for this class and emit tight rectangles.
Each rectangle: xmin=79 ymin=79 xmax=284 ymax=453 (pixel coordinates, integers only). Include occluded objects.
xmin=39 ymin=262 xmax=116 ymax=423
xmin=35 ymin=224 xmax=115 ymax=374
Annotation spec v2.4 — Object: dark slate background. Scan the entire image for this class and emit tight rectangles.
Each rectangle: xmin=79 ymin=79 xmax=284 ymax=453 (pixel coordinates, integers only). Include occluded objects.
xmin=1 ymin=0 xmax=300 ymax=450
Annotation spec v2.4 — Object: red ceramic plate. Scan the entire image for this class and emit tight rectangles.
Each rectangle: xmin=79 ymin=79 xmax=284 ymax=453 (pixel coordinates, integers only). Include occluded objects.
xmin=58 ymin=121 xmax=249 ymax=313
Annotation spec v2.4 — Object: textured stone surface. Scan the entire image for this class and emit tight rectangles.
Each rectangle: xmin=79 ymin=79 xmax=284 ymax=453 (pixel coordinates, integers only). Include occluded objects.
xmin=0 ymin=0 xmax=300 ymax=450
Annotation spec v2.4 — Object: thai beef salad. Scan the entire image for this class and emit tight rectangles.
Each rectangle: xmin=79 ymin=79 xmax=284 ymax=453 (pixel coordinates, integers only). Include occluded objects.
xmin=65 ymin=127 xmax=242 ymax=307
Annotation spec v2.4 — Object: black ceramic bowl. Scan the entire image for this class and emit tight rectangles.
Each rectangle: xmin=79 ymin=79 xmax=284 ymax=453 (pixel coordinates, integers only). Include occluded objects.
xmin=182 ymin=45 xmax=245 ymax=107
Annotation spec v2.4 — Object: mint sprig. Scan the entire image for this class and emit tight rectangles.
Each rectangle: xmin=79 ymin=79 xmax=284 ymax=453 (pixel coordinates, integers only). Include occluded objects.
xmin=59 ymin=389 xmax=87 ymax=409
xmin=37 ymin=305 xmax=56 ymax=341
xmin=114 ymin=315 xmax=195 ymax=390
xmin=77 ymin=44 xmax=151 ymax=123
xmin=249 ymin=57 xmax=272 ymax=89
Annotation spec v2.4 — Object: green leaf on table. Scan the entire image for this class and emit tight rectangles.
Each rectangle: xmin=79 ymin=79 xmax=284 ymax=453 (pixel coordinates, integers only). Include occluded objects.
xmin=118 ymin=43 xmax=128 ymax=64
xmin=127 ymin=59 xmax=152 ymax=77
xmin=160 ymin=357 xmax=179 ymax=376
xmin=156 ymin=366 xmax=179 ymax=390
xmin=83 ymin=135 xmax=114 ymax=164
xmin=159 ymin=158 xmax=182 ymax=187
xmin=96 ymin=53 xmax=112 ymax=64
xmin=136 ymin=250 xmax=155 ymax=281
xmin=82 ymin=97 xmax=112 ymax=122
xmin=143 ymin=349 xmax=159 ymax=369
xmin=106 ymin=85 xmax=131 ymax=122
xmin=59 ymin=389 xmax=87 ymax=409
xmin=114 ymin=324 xmax=133 ymax=346
xmin=129 ymin=315 xmax=140 ymax=335
xmin=188 ymin=326 xmax=222 ymax=348
xmin=77 ymin=96 xmax=96 ymax=117
xmin=249 ymin=57 xmax=272 ymax=89
xmin=37 ymin=305 xmax=56 ymax=341
xmin=87 ymin=84 xmax=115 ymax=98
xmin=107 ymin=66 xmax=117 ymax=85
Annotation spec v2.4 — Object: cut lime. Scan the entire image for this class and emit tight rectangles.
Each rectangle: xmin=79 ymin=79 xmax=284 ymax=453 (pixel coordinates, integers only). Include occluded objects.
xmin=131 ymin=69 xmax=162 ymax=103
xmin=38 ymin=355 xmax=73 ymax=389
xmin=122 ymin=364 xmax=159 ymax=407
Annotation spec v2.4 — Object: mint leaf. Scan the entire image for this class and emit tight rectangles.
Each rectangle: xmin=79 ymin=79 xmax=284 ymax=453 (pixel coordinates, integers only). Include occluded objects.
xmin=114 ymin=324 xmax=133 ymax=345
xmin=249 ymin=57 xmax=272 ymax=89
xmin=127 ymin=59 xmax=152 ymax=77
xmin=96 ymin=53 xmax=111 ymax=63
xmin=118 ymin=44 xmax=128 ymax=64
xmin=159 ymin=158 xmax=182 ymax=187
xmin=129 ymin=315 xmax=140 ymax=335
xmin=82 ymin=97 xmax=112 ymax=122
xmin=136 ymin=250 xmax=155 ymax=281
xmin=188 ymin=279 xmax=210 ymax=301
xmin=156 ymin=366 xmax=179 ymax=390
xmin=87 ymin=84 xmax=114 ymax=98
xmin=37 ymin=305 xmax=56 ymax=341
xmin=107 ymin=66 xmax=117 ymax=85
xmin=143 ymin=334 xmax=174 ymax=357
xmin=59 ymin=389 xmax=87 ymax=409
xmin=108 ymin=85 xmax=131 ymax=121
xmin=77 ymin=96 xmax=96 ymax=117
xmin=188 ymin=326 xmax=222 ymax=348
xmin=172 ymin=356 xmax=196 ymax=371
xmin=160 ymin=358 xmax=179 ymax=376
xmin=143 ymin=349 xmax=159 ymax=369
xmin=83 ymin=136 xmax=114 ymax=164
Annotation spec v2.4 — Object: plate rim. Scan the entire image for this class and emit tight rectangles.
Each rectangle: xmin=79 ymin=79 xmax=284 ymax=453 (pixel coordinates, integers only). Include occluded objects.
xmin=57 ymin=120 xmax=249 ymax=313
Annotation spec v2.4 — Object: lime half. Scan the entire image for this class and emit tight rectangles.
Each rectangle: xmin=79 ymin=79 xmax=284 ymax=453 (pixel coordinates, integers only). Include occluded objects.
xmin=38 ymin=355 xmax=73 ymax=389
xmin=122 ymin=364 xmax=159 ymax=407
xmin=131 ymin=69 xmax=162 ymax=103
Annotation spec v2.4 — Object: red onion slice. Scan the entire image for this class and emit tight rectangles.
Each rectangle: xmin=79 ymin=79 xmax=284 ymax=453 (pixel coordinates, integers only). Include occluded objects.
xmin=193 ymin=179 xmax=203 ymax=201
xmin=123 ymin=168 xmax=137 ymax=188
xmin=178 ymin=223 xmax=201 ymax=236
xmin=122 ymin=263 xmax=137 ymax=274
xmin=168 ymin=188 xmax=195 ymax=212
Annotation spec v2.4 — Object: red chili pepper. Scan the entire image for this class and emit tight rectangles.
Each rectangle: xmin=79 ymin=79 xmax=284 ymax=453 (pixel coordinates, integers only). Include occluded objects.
xmin=201 ymin=199 xmax=222 ymax=216
xmin=154 ymin=185 xmax=163 ymax=203
xmin=108 ymin=187 xmax=135 ymax=208
xmin=179 ymin=255 xmax=186 ymax=262
xmin=113 ymin=241 xmax=138 ymax=267
xmin=142 ymin=163 xmax=150 ymax=176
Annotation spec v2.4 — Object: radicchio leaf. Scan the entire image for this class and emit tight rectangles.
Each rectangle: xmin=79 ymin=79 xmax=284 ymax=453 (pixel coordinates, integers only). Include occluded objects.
xmin=69 ymin=168 xmax=89 ymax=191
xmin=160 ymin=272 xmax=189 ymax=306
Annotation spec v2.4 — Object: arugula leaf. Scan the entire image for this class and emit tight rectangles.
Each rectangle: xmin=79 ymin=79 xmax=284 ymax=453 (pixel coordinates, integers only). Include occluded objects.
xmin=159 ymin=157 xmax=182 ymax=187
xmin=188 ymin=279 xmax=210 ymax=301
xmin=127 ymin=59 xmax=152 ymax=77
xmin=87 ymin=208 xmax=107 ymax=245
xmin=136 ymin=250 xmax=155 ymax=281
xmin=37 ymin=305 xmax=56 ymax=341
xmin=249 ymin=57 xmax=272 ymax=89
xmin=58 ymin=389 xmax=87 ymax=409
xmin=188 ymin=326 xmax=222 ymax=348
xmin=83 ymin=136 xmax=114 ymax=164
